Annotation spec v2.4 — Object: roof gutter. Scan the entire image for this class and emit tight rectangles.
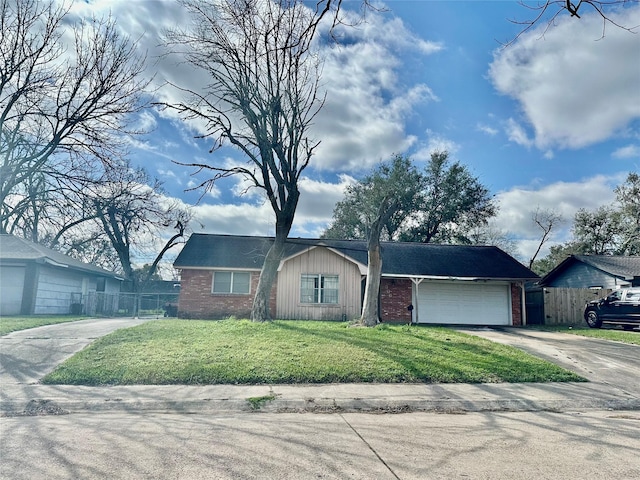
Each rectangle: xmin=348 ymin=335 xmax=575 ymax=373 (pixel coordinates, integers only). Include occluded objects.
xmin=381 ymin=273 xmax=536 ymax=282
xmin=43 ymin=258 xmax=69 ymax=268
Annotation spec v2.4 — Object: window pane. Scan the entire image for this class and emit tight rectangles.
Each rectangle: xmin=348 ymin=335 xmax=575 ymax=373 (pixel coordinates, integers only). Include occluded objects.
xmin=321 ymin=275 xmax=339 ymax=304
xmin=301 ymin=275 xmax=319 ymax=303
xmin=213 ymin=272 xmax=232 ymax=293
xmin=232 ymin=272 xmax=250 ymax=294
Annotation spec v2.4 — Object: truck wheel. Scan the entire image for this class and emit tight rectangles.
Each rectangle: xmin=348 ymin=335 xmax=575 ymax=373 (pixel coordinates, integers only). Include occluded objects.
xmin=585 ymin=310 xmax=602 ymax=328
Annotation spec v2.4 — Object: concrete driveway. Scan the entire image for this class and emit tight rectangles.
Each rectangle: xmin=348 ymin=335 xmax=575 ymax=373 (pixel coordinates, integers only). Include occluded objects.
xmin=458 ymin=327 xmax=640 ymax=397
xmin=0 ymin=317 xmax=153 ymax=386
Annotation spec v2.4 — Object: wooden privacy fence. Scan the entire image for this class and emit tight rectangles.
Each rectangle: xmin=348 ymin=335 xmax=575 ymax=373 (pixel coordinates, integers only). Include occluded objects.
xmin=540 ymin=288 xmax=612 ymax=325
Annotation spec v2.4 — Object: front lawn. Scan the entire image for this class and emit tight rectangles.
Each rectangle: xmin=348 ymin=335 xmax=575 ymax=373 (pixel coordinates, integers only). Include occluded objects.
xmin=535 ymin=326 xmax=640 ymax=346
xmin=0 ymin=316 xmax=87 ymax=336
xmin=42 ymin=320 xmax=585 ymax=385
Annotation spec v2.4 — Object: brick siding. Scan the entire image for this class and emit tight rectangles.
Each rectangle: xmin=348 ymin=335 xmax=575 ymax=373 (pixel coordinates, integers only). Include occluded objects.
xmin=177 ymin=269 xmax=276 ymax=319
xmin=511 ymin=282 xmax=523 ymax=326
xmin=380 ymin=278 xmax=413 ymax=323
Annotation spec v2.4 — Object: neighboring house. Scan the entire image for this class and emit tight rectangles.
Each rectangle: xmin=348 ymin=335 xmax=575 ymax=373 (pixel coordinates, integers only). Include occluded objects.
xmin=0 ymin=234 xmax=123 ymax=315
xmin=173 ymin=234 xmax=539 ymax=326
xmin=539 ymin=255 xmax=640 ymax=289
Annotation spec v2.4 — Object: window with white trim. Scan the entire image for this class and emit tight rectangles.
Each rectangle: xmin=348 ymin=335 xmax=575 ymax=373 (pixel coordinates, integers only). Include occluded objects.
xmin=212 ymin=271 xmax=251 ymax=294
xmin=300 ymin=274 xmax=339 ymax=304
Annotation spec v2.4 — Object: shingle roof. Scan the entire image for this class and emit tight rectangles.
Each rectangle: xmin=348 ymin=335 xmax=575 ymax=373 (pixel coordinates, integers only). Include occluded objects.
xmin=540 ymin=254 xmax=640 ymax=286
xmin=574 ymin=255 xmax=640 ymax=279
xmin=0 ymin=234 xmax=123 ymax=280
xmin=174 ymin=234 xmax=538 ymax=280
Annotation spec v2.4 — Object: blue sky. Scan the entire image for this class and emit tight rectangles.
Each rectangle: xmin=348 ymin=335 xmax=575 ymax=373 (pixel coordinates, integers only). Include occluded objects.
xmin=71 ymin=0 xmax=640 ymax=265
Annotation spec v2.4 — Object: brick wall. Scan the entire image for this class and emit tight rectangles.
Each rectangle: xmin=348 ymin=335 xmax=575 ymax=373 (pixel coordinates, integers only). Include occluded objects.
xmin=380 ymin=278 xmax=413 ymax=323
xmin=177 ymin=269 xmax=276 ymax=319
xmin=511 ymin=282 xmax=523 ymax=326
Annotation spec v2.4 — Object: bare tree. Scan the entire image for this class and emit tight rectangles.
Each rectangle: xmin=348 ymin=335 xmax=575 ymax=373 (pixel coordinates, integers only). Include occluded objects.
xmin=162 ymin=0 xmax=329 ymax=321
xmin=508 ymin=0 xmax=637 ymax=44
xmin=467 ymin=223 xmax=521 ymax=259
xmin=528 ymin=207 xmax=564 ymax=269
xmin=91 ymin=167 xmax=191 ymax=284
xmin=0 ymin=0 xmax=149 ymax=234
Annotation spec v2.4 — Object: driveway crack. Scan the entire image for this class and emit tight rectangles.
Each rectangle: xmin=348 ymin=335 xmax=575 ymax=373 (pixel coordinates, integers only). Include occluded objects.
xmin=339 ymin=414 xmax=401 ymax=480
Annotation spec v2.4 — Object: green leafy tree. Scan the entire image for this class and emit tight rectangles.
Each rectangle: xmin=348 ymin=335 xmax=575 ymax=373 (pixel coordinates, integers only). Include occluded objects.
xmin=324 ymin=152 xmax=496 ymax=246
xmin=614 ymin=172 xmax=640 ymax=255
xmin=326 ymin=155 xmax=422 ymax=326
xmin=400 ymin=152 xmax=496 ymax=244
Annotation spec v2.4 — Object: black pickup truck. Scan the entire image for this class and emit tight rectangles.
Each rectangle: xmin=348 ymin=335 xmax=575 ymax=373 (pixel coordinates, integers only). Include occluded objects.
xmin=584 ymin=287 xmax=640 ymax=330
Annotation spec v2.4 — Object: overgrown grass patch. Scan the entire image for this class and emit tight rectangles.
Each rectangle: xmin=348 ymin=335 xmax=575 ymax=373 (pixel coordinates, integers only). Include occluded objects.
xmin=534 ymin=325 xmax=640 ymax=346
xmin=0 ymin=316 xmax=87 ymax=336
xmin=42 ymin=319 xmax=585 ymax=385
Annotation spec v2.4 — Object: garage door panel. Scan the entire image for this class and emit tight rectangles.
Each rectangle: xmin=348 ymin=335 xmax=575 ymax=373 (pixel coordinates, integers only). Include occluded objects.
xmin=417 ymin=281 xmax=510 ymax=325
xmin=0 ymin=266 xmax=26 ymax=315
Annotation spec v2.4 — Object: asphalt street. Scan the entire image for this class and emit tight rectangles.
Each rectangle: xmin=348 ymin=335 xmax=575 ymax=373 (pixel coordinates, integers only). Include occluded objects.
xmin=1 ymin=410 xmax=639 ymax=479
xmin=1 ymin=319 xmax=639 ymax=479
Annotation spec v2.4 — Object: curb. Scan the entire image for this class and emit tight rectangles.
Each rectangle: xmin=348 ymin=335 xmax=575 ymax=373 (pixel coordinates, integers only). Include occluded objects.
xmin=3 ymin=396 xmax=640 ymax=417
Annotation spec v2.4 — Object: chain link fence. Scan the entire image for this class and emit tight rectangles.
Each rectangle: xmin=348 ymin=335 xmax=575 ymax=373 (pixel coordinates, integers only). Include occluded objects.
xmin=70 ymin=292 xmax=180 ymax=318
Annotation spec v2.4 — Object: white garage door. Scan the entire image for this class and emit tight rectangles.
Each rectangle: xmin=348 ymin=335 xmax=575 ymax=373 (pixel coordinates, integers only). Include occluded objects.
xmin=0 ymin=266 xmax=26 ymax=315
xmin=416 ymin=281 xmax=511 ymax=325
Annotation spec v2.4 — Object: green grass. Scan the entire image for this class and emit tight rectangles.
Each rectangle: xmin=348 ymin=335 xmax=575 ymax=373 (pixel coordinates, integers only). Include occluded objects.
xmin=42 ymin=319 xmax=585 ymax=385
xmin=0 ymin=316 xmax=88 ymax=336
xmin=534 ymin=325 xmax=640 ymax=346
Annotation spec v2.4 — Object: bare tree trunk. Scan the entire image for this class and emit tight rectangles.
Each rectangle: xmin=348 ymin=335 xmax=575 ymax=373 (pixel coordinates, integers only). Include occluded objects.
xmin=251 ymin=214 xmax=295 ymax=322
xmin=251 ymin=234 xmax=286 ymax=322
xmin=361 ymin=235 xmax=382 ymax=326
xmin=360 ymin=205 xmax=388 ymax=326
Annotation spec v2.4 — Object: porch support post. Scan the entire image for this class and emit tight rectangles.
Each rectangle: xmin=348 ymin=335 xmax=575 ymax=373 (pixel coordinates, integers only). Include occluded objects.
xmin=410 ymin=278 xmax=424 ymax=324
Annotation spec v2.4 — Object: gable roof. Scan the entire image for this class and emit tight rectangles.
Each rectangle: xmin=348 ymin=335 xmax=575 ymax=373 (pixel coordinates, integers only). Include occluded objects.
xmin=174 ymin=234 xmax=538 ymax=281
xmin=0 ymin=234 xmax=123 ymax=280
xmin=540 ymin=254 xmax=640 ymax=286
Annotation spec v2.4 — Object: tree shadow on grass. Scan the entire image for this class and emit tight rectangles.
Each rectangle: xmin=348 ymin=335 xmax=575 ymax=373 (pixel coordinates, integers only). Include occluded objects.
xmin=272 ymin=321 xmax=585 ymax=384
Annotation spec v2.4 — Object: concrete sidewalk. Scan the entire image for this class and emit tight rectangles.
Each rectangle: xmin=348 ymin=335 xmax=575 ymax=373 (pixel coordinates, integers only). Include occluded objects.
xmin=2 ymin=319 xmax=639 ymax=416
xmin=2 ymin=378 xmax=640 ymax=417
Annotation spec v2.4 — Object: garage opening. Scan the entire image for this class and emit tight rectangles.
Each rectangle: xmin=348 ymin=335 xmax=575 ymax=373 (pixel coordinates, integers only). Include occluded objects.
xmin=416 ymin=281 xmax=511 ymax=326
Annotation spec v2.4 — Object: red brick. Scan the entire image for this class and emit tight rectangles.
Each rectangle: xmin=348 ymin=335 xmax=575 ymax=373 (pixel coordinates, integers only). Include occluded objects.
xmin=380 ymin=278 xmax=413 ymax=323
xmin=177 ymin=270 xmax=276 ymax=319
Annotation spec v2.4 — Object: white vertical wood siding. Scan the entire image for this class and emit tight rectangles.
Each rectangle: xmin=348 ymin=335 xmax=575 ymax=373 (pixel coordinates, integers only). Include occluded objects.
xmin=277 ymin=247 xmax=362 ymax=321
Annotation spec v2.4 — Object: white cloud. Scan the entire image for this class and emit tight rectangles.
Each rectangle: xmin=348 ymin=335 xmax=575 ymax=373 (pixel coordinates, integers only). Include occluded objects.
xmin=493 ymin=174 xmax=624 ymax=260
xmin=504 ymin=118 xmax=533 ymax=148
xmin=193 ymin=202 xmax=276 ymax=237
xmin=413 ymin=130 xmax=461 ymax=161
xmin=489 ymin=5 xmax=640 ymax=151
xmin=190 ymin=174 xmax=353 ymax=238
xmin=296 ymin=174 xmax=354 ymax=222
xmin=135 ymin=110 xmax=158 ymax=132
xmin=70 ymin=1 xmax=439 ymax=175
xmin=612 ymin=144 xmax=640 ymax=159
xmin=477 ymin=123 xmax=498 ymax=136
xmin=312 ymin=17 xmax=440 ymax=171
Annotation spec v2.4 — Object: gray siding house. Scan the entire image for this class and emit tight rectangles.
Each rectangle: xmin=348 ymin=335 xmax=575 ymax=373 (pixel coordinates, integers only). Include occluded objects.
xmin=539 ymin=255 xmax=640 ymax=289
xmin=0 ymin=235 xmax=123 ymax=315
